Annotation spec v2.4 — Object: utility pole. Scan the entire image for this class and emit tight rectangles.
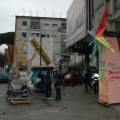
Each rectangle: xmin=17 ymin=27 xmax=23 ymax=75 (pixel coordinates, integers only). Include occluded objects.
xmin=40 ymin=33 xmax=42 ymax=66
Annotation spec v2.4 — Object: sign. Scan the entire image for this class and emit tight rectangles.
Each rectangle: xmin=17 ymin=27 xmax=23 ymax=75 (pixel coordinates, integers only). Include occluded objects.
xmin=99 ymin=37 xmax=120 ymax=104
xmin=30 ymin=38 xmax=52 ymax=66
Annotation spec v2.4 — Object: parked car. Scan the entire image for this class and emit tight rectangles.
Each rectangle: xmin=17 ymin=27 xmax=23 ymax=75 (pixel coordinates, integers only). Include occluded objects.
xmin=0 ymin=69 xmax=9 ymax=83
xmin=64 ymin=73 xmax=84 ymax=86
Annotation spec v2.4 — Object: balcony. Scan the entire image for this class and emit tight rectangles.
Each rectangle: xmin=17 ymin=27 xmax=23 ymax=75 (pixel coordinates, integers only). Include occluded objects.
xmin=61 ymin=23 xmax=66 ymax=33
xmin=61 ymin=28 xmax=66 ymax=33
xmin=61 ymin=39 xmax=66 ymax=44
xmin=30 ymin=26 xmax=40 ymax=29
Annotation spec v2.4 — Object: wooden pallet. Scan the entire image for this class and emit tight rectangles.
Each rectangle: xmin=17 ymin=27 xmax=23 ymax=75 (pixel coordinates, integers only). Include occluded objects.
xmin=7 ymin=97 xmax=31 ymax=104
xmin=97 ymin=100 xmax=109 ymax=107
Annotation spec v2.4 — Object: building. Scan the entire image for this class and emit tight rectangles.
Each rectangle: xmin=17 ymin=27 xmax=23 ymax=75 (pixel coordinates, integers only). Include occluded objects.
xmin=66 ymin=0 xmax=120 ymax=71
xmin=67 ymin=0 xmax=97 ymax=71
xmin=14 ymin=16 xmax=67 ymax=67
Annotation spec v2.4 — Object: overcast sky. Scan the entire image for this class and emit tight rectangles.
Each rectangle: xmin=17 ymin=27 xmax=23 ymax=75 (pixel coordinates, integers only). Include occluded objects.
xmin=0 ymin=0 xmax=73 ymax=53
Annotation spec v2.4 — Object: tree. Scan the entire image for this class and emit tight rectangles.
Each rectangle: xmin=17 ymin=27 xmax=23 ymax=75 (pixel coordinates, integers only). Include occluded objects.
xmin=73 ymin=61 xmax=84 ymax=71
xmin=0 ymin=52 xmax=7 ymax=68
xmin=0 ymin=32 xmax=14 ymax=66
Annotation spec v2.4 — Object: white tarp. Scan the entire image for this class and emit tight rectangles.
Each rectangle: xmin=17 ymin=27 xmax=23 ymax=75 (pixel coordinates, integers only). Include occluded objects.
xmin=28 ymin=37 xmax=54 ymax=67
xmin=67 ymin=0 xmax=86 ymax=48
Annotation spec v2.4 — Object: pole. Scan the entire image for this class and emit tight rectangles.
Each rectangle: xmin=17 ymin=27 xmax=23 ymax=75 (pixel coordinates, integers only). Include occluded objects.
xmin=40 ymin=33 xmax=42 ymax=66
xmin=82 ymin=55 xmax=83 ymax=74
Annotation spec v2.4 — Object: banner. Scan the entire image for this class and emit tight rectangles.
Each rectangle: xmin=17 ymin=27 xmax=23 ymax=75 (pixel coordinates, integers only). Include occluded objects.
xmin=30 ymin=38 xmax=52 ymax=66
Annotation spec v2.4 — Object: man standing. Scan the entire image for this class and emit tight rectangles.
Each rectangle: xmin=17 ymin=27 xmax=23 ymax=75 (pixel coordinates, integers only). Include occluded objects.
xmin=54 ymin=74 xmax=62 ymax=101
xmin=59 ymin=71 xmax=65 ymax=89
xmin=84 ymin=69 xmax=92 ymax=91
xmin=44 ymin=71 xmax=52 ymax=100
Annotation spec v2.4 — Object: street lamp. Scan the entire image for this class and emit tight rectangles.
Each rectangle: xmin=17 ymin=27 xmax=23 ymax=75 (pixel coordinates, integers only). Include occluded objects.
xmin=40 ymin=33 xmax=42 ymax=66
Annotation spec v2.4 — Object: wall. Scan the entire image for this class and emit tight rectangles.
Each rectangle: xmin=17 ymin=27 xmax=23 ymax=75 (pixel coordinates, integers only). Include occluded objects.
xmin=67 ymin=0 xmax=86 ymax=48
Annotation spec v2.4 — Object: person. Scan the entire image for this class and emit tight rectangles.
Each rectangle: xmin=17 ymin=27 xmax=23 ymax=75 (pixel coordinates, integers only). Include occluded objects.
xmin=43 ymin=71 xmax=52 ymax=100
xmin=71 ymin=70 xmax=76 ymax=87
xmin=58 ymin=60 xmax=63 ymax=71
xmin=54 ymin=74 xmax=62 ymax=101
xmin=59 ymin=71 xmax=65 ymax=89
xmin=84 ymin=69 xmax=92 ymax=91
xmin=78 ymin=71 xmax=83 ymax=85
xmin=53 ymin=71 xmax=58 ymax=82
xmin=93 ymin=70 xmax=99 ymax=94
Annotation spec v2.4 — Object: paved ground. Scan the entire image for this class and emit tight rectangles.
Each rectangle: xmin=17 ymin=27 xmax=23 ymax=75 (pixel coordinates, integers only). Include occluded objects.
xmin=0 ymin=83 xmax=120 ymax=120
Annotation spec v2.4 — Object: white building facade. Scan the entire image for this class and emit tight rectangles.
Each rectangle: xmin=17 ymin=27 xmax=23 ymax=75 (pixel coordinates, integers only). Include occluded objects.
xmin=14 ymin=16 xmax=67 ymax=67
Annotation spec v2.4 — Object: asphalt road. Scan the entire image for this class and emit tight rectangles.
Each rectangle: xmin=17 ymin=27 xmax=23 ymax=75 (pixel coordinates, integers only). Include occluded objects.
xmin=0 ymin=83 xmax=120 ymax=120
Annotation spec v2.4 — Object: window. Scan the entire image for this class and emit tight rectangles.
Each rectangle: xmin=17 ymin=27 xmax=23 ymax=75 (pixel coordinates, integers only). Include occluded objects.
xmin=22 ymin=32 xmax=27 ymax=37
xmin=61 ymin=45 xmax=66 ymax=53
xmin=52 ymin=24 xmax=57 ymax=27
xmin=31 ymin=33 xmax=39 ymax=37
xmin=30 ymin=21 xmax=40 ymax=29
xmin=114 ymin=0 xmax=120 ymax=11
xmin=47 ymin=35 xmax=49 ymax=38
xmin=61 ymin=39 xmax=66 ymax=43
xmin=44 ymin=23 xmax=49 ymax=26
xmin=22 ymin=21 xmax=27 ymax=26
xmin=62 ymin=23 xmax=66 ymax=30
xmin=61 ymin=35 xmax=66 ymax=38
xmin=37 ymin=33 xmax=39 ymax=37
xmin=41 ymin=35 xmax=45 ymax=38
xmin=51 ymin=35 xmax=57 ymax=39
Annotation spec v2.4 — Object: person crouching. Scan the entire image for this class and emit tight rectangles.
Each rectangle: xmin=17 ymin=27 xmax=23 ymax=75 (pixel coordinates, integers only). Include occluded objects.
xmin=54 ymin=75 xmax=62 ymax=101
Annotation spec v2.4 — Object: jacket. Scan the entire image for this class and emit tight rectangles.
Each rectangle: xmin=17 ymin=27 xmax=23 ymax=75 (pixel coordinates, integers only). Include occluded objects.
xmin=84 ymin=72 xmax=91 ymax=81
xmin=44 ymin=74 xmax=51 ymax=87
xmin=54 ymin=79 xmax=62 ymax=88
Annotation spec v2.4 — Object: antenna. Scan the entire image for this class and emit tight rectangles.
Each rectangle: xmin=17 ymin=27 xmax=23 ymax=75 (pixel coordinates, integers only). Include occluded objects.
xmin=59 ymin=12 xmax=62 ymax=18
xmin=23 ymin=8 xmax=25 ymax=16
xmin=52 ymin=11 xmax=54 ymax=17
xmin=30 ymin=10 xmax=32 ymax=16
xmin=43 ymin=8 xmax=46 ymax=17
xmin=37 ymin=10 xmax=39 ymax=17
